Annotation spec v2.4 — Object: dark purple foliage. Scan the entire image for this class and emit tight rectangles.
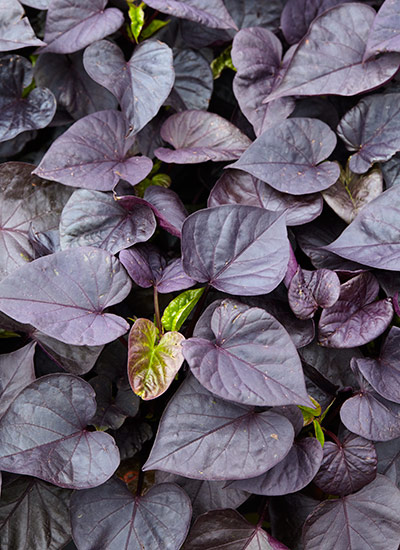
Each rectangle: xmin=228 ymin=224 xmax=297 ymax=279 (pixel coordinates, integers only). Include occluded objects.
xmin=0 ymin=342 xmax=36 ymax=416
xmin=364 ymin=0 xmax=400 ymax=60
xmin=143 ymin=0 xmax=238 ymax=29
xmin=288 ymin=267 xmax=340 ymax=320
xmin=0 ymin=0 xmax=45 ymax=51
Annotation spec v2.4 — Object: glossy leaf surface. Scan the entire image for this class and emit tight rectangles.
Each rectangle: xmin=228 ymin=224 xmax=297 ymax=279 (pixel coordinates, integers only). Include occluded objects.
xmin=288 ymin=268 xmax=340 ymax=320
xmin=364 ymin=0 xmax=400 ymax=59
xmin=303 ymin=475 xmax=400 ymax=550
xmin=59 ymin=189 xmax=156 ymax=253
xmin=0 ymin=342 xmax=36 ymax=417
xmin=183 ymin=299 xmax=311 ymax=406
xmin=181 ymin=205 xmax=289 ymax=295
xmin=71 ymin=478 xmax=192 ymax=550
xmin=83 ymin=39 xmax=174 ymax=134
xmin=161 ymin=288 xmax=204 ymax=332
xmin=143 ymin=375 xmax=294 ymax=480
xmin=143 ymin=0 xmax=237 ymax=29
xmin=40 ymin=0 xmax=124 ymax=54
xmin=0 ymin=374 xmax=120 ymax=488
xmin=266 ymin=4 xmax=400 ymax=102
xmin=128 ymin=318 xmax=185 ymax=400
xmin=0 ymin=247 xmax=131 ymax=346
xmin=33 ymin=110 xmax=153 ymax=191
xmin=230 ymin=118 xmax=339 ymax=195
xmin=155 ymin=110 xmax=252 ymax=164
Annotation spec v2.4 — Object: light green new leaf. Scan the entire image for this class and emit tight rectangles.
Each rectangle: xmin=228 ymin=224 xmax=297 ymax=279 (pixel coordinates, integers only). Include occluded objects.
xmin=313 ymin=420 xmax=325 ymax=447
xmin=298 ymin=395 xmax=321 ymax=426
xmin=141 ymin=19 xmax=170 ymax=40
xmin=128 ymin=2 xmax=145 ymax=43
xmin=161 ymin=287 xmax=205 ymax=332
xmin=128 ymin=318 xmax=184 ymax=400
xmin=211 ymin=45 xmax=236 ymax=79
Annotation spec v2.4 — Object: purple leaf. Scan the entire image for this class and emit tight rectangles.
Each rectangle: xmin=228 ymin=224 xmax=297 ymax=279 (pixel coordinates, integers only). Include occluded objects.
xmin=0 ymin=162 xmax=71 ymax=281
xmin=208 ymin=169 xmax=323 ymax=226
xmin=33 ymin=110 xmax=153 ymax=191
xmin=0 ymin=342 xmax=36 ymax=417
xmin=143 ymin=0 xmax=237 ymax=29
xmin=181 ymin=205 xmax=290 ymax=295
xmin=40 ymin=0 xmax=124 ymax=54
xmin=265 ymin=4 xmax=400 ymax=103
xmin=0 ymin=477 xmax=71 ymax=550
xmin=232 ymin=27 xmax=295 ymax=136
xmin=232 ymin=438 xmax=323 ymax=496
xmin=322 ymin=165 xmax=383 ymax=223
xmin=226 ymin=0 xmax=285 ymax=31
xmin=318 ymin=272 xmax=393 ymax=348
xmin=83 ymin=39 xmax=174 ymax=134
xmin=119 ymin=243 xmax=195 ymax=292
xmin=354 ymin=327 xmax=400 ymax=403
xmin=0 ymin=374 xmax=120 ymax=488
xmin=0 ymin=247 xmax=131 ymax=346
xmin=280 ymin=0 xmax=351 ymax=45
xmin=183 ymin=299 xmax=311 ymax=407
xmin=376 ymin=438 xmax=400 ymax=486
xmin=0 ymin=55 xmax=56 ymax=142
xmin=155 ymin=472 xmax=248 ymax=519
xmin=143 ymin=375 xmax=295 ymax=480
xmin=230 ymin=118 xmax=340 ymax=195
xmin=288 ymin=268 xmax=340 ymax=320
xmin=314 ymin=431 xmax=377 ymax=496
xmin=364 ymin=0 xmax=400 ymax=60
xmin=337 ymin=94 xmax=400 ymax=174
xmin=59 ymin=189 xmax=156 ymax=254
xmin=303 ymin=475 xmax=400 ymax=550
xmin=20 ymin=0 xmax=50 ymax=7
xmin=155 ymin=110 xmax=252 ymax=164
xmin=71 ymin=478 xmax=192 ymax=550
xmin=34 ymin=51 xmax=118 ymax=120
xmin=340 ymin=374 xmax=400 ymax=441
xmin=0 ymin=0 xmax=45 ymax=51
xmin=324 ymin=185 xmax=400 ymax=270
xmin=167 ymin=48 xmax=213 ymax=112
xmin=182 ymin=509 xmax=289 ymax=550
xmin=128 ymin=318 xmax=185 ymax=400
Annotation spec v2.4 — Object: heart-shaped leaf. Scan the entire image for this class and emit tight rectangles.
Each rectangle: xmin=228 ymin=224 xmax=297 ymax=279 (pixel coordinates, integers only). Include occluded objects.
xmin=0 ymin=342 xmax=36 ymax=417
xmin=325 ymin=185 xmax=400 ymax=270
xmin=155 ymin=111 xmax=252 ymax=164
xmin=303 ymin=475 xmax=400 ymax=550
xmin=143 ymin=375 xmax=295 ymax=480
xmin=322 ymin=165 xmax=383 ymax=223
xmin=233 ymin=438 xmax=323 ymax=496
xmin=34 ymin=51 xmax=118 ymax=120
xmin=230 ymin=118 xmax=339 ymax=195
xmin=354 ymin=327 xmax=400 ymax=403
xmin=288 ymin=268 xmax=340 ymax=320
xmin=0 ymin=374 xmax=120 ymax=488
xmin=364 ymin=0 xmax=400 ymax=60
xmin=0 ymin=55 xmax=56 ymax=142
xmin=265 ymin=4 xmax=400 ymax=102
xmin=128 ymin=318 xmax=185 ymax=400
xmin=232 ymin=27 xmax=295 ymax=136
xmin=0 ymin=162 xmax=71 ymax=281
xmin=182 ymin=509 xmax=289 ymax=550
xmin=0 ymin=476 xmax=71 ymax=550
xmin=208 ymin=170 xmax=323 ymax=226
xmin=314 ymin=431 xmax=377 ymax=495
xmin=83 ymin=39 xmax=174 ymax=134
xmin=337 ymin=94 xmax=400 ymax=173
xmin=0 ymin=247 xmax=131 ymax=346
xmin=318 ymin=272 xmax=393 ymax=348
xmin=181 ymin=205 xmax=289 ymax=295
xmin=143 ymin=0 xmax=237 ymax=29
xmin=70 ymin=478 xmax=192 ymax=550
xmin=0 ymin=0 xmax=45 ymax=51
xmin=40 ymin=0 xmax=124 ymax=54
xmin=183 ymin=299 xmax=311 ymax=407
xmin=161 ymin=288 xmax=204 ymax=332
xmin=33 ymin=110 xmax=153 ymax=191
xmin=59 ymin=189 xmax=156 ymax=253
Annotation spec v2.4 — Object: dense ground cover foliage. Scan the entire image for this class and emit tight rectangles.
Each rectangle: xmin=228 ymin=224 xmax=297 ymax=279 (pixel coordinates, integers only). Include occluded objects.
xmin=1 ymin=0 xmax=400 ymax=548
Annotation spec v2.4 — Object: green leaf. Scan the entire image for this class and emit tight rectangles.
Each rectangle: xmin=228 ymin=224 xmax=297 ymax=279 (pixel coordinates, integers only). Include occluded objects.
xmin=141 ymin=18 xmax=170 ymax=40
xmin=161 ymin=288 xmax=205 ymax=332
xmin=0 ymin=329 xmax=20 ymax=338
xmin=313 ymin=420 xmax=325 ymax=447
xmin=211 ymin=45 xmax=236 ymax=79
xmin=298 ymin=395 xmax=321 ymax=426
xmin=22 ymin=79 xmax=36 ymax=99
xmin=128 ymin=318 xmax=185 ymax=400
xmin=151 ymin=173 xmax=171 ymax=188
xmin=128 ymin=2 xmax=145 ymax=43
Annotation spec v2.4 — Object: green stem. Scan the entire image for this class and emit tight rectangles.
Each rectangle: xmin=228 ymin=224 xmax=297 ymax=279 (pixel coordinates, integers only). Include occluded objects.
xmin=153 ymin=286 xmax=162 ymax=334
